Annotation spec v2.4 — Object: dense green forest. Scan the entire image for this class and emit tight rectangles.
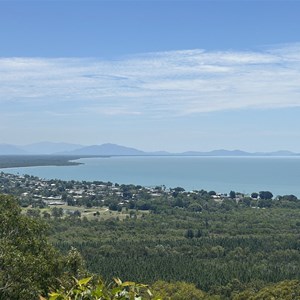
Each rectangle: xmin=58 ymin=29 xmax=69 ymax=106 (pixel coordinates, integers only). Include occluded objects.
xmin=2 ymin=173 xmax=300 ymax=299
xmin=49 ymin=205 xmax=300 ymax=296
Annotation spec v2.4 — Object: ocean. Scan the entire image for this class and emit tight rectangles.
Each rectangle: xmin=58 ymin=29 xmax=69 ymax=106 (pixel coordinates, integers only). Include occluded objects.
xmin=2 ymin=156 xmax=300 ymax=197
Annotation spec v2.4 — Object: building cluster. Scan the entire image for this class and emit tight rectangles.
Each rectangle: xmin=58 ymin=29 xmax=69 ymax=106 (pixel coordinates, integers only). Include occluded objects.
xmin=0 ymin=172 xmax=167 ymax=208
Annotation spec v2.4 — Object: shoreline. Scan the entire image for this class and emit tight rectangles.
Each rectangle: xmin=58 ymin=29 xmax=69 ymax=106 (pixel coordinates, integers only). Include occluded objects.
xmin=1 ymin=155 xmax=300 ymax=198
xmin=0 ymin=155 xmax=93 ymax=169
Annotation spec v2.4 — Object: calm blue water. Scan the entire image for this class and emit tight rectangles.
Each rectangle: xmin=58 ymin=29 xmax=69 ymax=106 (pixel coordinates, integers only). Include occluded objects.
xmin=2 ymin=156 xmax=300 ymax=196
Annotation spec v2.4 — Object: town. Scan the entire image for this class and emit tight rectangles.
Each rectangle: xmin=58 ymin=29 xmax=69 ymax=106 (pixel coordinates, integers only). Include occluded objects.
xmin=0 ymin=171 xmax=234 ymax=217
xmin=1 ymin=171 xmax=296 ymax=221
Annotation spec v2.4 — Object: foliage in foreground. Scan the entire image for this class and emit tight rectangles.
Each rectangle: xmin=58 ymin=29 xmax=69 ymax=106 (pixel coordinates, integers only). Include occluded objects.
xmin=0 ymin=195 xmax=87 ymax=300
xmin=44 ymin=277 xmax=207 ymax=300
xmin=42 ymin=277 xmax=154 ymax=300
xmin=2 ymin=193 xmax=300 ymax=300
xmin=44 ymin=277 xmax=300 ymax=300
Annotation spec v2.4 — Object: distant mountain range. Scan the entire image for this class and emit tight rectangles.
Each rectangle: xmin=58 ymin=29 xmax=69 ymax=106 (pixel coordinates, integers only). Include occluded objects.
xmin=58 ymin=143 xmax=145 ymax=156
xmin=0 ymin=142 xmax=82 ymax=155
xmin=0 ymin=142 xmax=299 ymax=156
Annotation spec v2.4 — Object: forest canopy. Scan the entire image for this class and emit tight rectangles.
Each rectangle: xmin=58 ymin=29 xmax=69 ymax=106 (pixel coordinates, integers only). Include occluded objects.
xmin=1 ymin=171 xmax=300 ymax=299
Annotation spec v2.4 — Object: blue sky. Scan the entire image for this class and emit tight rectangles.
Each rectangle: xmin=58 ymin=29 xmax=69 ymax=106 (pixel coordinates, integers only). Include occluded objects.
xmin=1 ymin=0 xmax=300 ymax=152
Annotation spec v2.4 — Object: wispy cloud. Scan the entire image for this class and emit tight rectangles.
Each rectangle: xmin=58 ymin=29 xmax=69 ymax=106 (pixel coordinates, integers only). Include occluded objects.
xmin=1 ymin=43 xmax=300 ymax=117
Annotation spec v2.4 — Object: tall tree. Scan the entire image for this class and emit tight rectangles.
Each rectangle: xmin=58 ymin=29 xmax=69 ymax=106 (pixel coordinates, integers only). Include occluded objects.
xmin=0 ymin=195 xmax=62 ymax=299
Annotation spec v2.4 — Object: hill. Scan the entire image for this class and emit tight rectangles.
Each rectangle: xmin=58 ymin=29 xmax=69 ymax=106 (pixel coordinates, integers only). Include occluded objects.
xmin=0 ymin=142 xmax=299 ymax=156
xmin=62 ymin=143 xmax=145 ymax=156
xmin=0 ymin=144 xmax=27 ymax=155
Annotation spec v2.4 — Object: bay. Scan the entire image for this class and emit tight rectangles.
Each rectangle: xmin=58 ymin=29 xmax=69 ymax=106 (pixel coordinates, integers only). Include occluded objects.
xmin=2 ymin=156 xmax=300 ymax=197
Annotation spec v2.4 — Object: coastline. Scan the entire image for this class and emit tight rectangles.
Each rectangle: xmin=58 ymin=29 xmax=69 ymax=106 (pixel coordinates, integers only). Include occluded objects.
xmin=0 ymin=155 xmax=93 ymax=169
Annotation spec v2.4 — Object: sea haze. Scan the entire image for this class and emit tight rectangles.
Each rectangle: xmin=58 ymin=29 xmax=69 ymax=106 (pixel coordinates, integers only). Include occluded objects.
xmin=0 ymin=142 xmax=299 ymax=156
xmin=2 ymin=156 xmax=300 ymax=197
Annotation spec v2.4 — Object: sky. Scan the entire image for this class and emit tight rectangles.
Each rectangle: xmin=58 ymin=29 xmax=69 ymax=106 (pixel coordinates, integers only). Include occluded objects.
xmin=1 ymin=0 xmax=300 ymax=152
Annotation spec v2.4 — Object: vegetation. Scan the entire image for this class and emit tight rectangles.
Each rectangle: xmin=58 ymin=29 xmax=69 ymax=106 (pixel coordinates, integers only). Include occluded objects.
xmin=0 ymin=155 xmax=90 ymax=168
xmin=49 ymin=206 xmax=300 ymax=296
xmin=2 ymin=171 xmax=300 ymax=299
xmin=0 ymin=195 xmax=88 ymax=299
xmin=43 ymin=277 xmax=154 ymax=300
